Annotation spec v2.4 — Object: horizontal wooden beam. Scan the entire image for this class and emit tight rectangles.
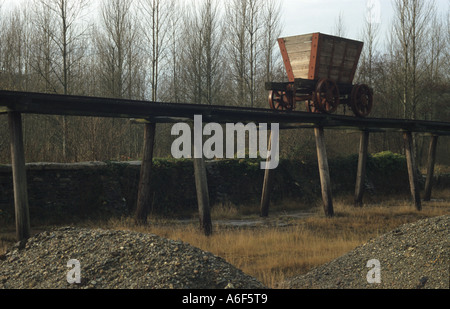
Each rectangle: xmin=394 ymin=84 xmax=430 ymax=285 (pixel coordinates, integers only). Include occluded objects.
xmin=1 ymin=90 xmax=450 ymax=135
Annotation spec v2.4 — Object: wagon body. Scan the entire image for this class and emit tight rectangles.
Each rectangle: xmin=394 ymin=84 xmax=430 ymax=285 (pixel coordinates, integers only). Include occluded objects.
xmin=278 ymin=33 xmax=364 ymax=84
xmin=268 ymin=33 xmax=372 ymax=117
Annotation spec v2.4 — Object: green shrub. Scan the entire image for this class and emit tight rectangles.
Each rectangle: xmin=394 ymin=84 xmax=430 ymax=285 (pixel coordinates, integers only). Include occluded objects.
xmin=366 ymin=151 xmax=410 ymax=194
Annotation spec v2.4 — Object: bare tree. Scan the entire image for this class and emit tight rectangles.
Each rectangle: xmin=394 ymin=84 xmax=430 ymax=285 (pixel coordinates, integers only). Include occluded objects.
xmin=180 ymin=5 xmax=202 ymax=104
xmin=392 ymin=0 xmax=436 ymax=120
xmin=225 ymin=0 xmax=282 ymax=108
xmin=445 ymin=9 xmax=450 ymax=81
xmin=225 ymin=0 xmax=265 ymax=108
xmin=164 ymin=0 xmax=183 ymax=103
xmin=89 ymin=0 xmax=143 ymax=162
xmin=0 ymin=0 xmax=7 ymax=163
xmin=201 ymin=0 xmax=225 ymax=106
xmin=181 ymin=0 xmax=225 ymax=106
xmin=246 ymin=0 xmax=264 ymax=108
xmin=0 ymin=1 xmax=3 ymax=84
xmin=388 ymin=0 xmax=444 ymax=165
xmin=333 ymin=11 xmax=347 ymax=37
xmin=139 ymin=0 xmax=174 ymax=102
xmin=31 ymin=0 xmax=90 ymax=161
xmin=358 ymin=5 xmax=380 ymax=88
xmin=261 ymin=0 xmax=282 ymax=84
xmin=94 ymin=0 xmax=138 ymax=99
xmin=420 ymin=15 xmax=444 ymax=119
xmin=0 ymin=7 xmax=31 ymax=91
xmin=30 ymin=2 xmax=57 ymax=93
xmin=225 ymin=0 xmax=246 ymax=106
xmin=35 ymin=0 xmax=89 ymax=95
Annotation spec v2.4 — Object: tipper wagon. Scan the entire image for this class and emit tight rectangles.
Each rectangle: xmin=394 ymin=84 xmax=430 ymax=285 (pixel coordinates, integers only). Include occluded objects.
xmin=267 ymin=33 xmax=373 ymax=117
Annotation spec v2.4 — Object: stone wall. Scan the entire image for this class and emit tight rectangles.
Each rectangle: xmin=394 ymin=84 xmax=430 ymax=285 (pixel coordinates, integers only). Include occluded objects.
xmin=0 ymin=160 xmax=271 ymax=224
xmin=0 ymin=157 xmax=448 ymax=225
xmin=0 ymin=162 xmax=140 ymax=224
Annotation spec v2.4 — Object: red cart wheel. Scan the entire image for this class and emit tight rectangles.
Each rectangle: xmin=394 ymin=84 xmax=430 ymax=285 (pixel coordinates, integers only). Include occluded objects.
xmin=313 ymin=78 xmax=340 ymax=114
xmin=351 ymin=84 xmax=373 ymax=117
xmin=268 ymin=90 xmax=295 ymax=111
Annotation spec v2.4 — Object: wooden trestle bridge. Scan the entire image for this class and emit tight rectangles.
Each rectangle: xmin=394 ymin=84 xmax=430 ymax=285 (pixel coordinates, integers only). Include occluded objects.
xmin=1 ymin=90 xmax=450 ymax=239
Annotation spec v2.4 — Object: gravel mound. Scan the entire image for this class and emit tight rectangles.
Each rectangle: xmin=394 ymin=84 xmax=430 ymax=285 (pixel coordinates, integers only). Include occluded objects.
xmin=0 ymin=227 xmax=266 ymax=289
xmin=280 ymin=215 xmax=449 ymax=289
xmin=1 ymin=216 xmax=448 ymax=289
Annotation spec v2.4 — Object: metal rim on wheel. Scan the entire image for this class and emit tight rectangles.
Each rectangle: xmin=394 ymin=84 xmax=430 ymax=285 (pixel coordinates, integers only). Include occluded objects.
xmin=314 ymin=78 xmax=340 ymax=114
xmin=269 ymin=90 xmax=282 ymax=110
xmin=268 ymin=90 xmax=295 ymax=111
xmin=351 ymin=84 xmax=373 ymax=117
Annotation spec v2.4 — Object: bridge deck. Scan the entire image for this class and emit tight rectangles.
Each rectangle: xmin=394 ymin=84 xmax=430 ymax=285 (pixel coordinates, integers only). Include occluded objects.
xmin=1 ymin=90 xmax=450 ymax=135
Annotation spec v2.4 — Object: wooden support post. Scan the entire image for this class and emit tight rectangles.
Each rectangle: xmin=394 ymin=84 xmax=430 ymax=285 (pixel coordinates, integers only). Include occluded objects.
xmin=190 ymin=121 xmax=212 ymax=236
xmin=260 ymin=131 xmax=272 ymax=217
xmin=193 ymin=156 xmax=212 ymax=236
xmin=314 ymin=127 xmax=334 ymax=217
xmin=8 ymin=112 xmax=31 ymax=241
xmin=135 ymin=122 xmax=156 ymax=225
xmin=403 ymin=131 xmax=422 ymax=211
xmin=424 ymin=135 xmax=438 ymax=202
xmin=354 ymin=131 xmax=370 ymax=207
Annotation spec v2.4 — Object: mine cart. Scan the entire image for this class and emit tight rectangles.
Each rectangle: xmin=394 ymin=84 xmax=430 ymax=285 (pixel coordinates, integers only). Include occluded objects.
xmin=267 ymin=33 xmax=373 ymax=117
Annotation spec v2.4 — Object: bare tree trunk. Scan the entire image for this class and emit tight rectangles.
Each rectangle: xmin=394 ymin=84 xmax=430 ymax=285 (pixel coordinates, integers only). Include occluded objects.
xmin=393 ymin=0 xmax=435 ymax=121
xmin=262 ymin=0 xmax=282 ymax=84
xmin=225 ymin=0 xmax=265 ymax=108
xmin=333 ymin=11 xmax=347 ymax=37
xmin=358 ymin=5 xmax=380 ymax=87
xmin=182 ymin=0 xmax=224 ymax=106
xmin=33 ymin=0 xmax=89 ymax=162
xmin=139 ymin=0 xmax=174 ymax=102
xmin=393 ymin=0 xmax=436 ymax=164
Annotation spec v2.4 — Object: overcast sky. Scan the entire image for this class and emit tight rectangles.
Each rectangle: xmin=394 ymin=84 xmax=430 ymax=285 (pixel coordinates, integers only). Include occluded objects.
xmin=281 ymin=0 xmax=449 ymax=40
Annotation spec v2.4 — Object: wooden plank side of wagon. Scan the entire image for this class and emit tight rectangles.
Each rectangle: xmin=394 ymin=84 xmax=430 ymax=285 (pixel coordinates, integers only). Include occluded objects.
xmin=317 ymin=34 xmax=363 ymax=84
xmin=277 ymin=33 xmax=364 ymax=83
xmin=279 ymin=34 xmax=314 ymax=81
xmin=289 ymin=50 xmax=312 ymax=79
xmin=283 ymin=34 xmax=314 ymax=52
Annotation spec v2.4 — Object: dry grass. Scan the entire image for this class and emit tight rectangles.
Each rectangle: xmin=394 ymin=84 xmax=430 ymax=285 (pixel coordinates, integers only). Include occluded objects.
xmin=1 ymin=189 xmax=449 ymax=288
xmin=84 ymin=190 xmax=450 ymax=288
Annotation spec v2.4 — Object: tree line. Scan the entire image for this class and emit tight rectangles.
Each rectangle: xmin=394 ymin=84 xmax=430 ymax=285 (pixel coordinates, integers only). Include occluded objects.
xmin=0 ymin=0 xmax=448 ymax=166
xmin=356 ymin=0 xmax=449 ymax=163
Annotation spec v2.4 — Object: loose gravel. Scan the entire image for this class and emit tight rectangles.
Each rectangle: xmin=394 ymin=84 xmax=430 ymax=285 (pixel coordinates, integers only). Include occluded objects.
xmin=0 ymin=227 xmax=266 ymax=289
xmin=280 ymin=215 xmax=449 ymax=289
xmin=0 ymin=215 xmax=448 ymax=289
